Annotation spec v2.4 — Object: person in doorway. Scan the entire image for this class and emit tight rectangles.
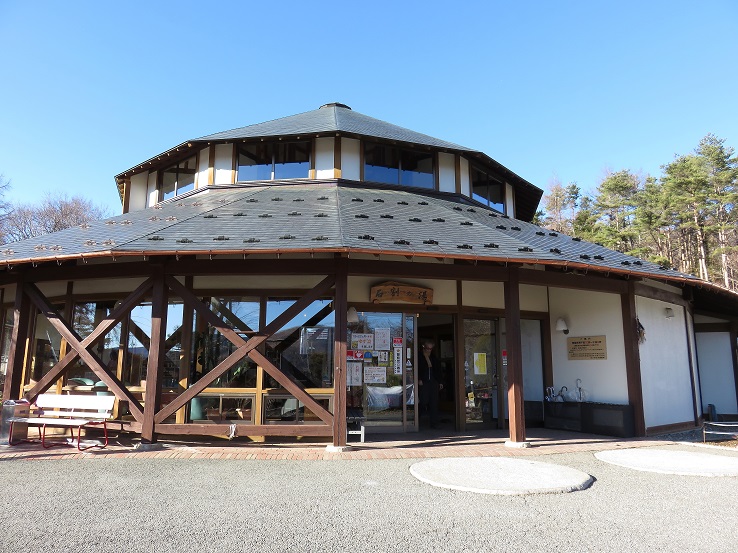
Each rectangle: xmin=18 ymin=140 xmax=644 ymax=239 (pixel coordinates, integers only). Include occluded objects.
xmin=418 ymin=338 xmax=443 ymax=429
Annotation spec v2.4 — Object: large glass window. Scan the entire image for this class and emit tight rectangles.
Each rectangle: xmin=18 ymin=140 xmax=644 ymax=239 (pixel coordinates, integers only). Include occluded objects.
xmin=160 ymin=155 xmax=196 ymax=201
xmin=364 ymin=142 xmax=434 ymax=189
xmin=237 ymin=141 xmax=311 ymax=181
xmin=471 ymin=165 xmax=505 ymax=213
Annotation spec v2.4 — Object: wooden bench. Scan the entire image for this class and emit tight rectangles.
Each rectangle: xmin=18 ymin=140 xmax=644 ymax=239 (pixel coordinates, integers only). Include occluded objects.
xmin=8 ymin=394 xmax=115 ymax=452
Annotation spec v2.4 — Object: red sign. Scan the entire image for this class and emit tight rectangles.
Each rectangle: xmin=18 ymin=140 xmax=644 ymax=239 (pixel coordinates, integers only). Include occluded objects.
xmin=392 ymin=337 xmax=403 ymax=347
xmin=346 ymin=350 xmax=365 ymax=360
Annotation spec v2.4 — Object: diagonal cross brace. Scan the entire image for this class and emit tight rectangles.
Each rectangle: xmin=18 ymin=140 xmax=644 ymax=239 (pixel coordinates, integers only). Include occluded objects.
xmin=155 ymin=275 xmax=336 ymax=424
xmin=25 ymin=278 xmax=154 ymax=403
xmin=23 ymin=282 xmax=144 ymax=421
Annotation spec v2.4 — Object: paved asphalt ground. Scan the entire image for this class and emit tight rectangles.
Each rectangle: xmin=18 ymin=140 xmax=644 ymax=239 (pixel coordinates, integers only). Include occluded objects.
xmin=1 ymin=444 xmax=737 ymax=553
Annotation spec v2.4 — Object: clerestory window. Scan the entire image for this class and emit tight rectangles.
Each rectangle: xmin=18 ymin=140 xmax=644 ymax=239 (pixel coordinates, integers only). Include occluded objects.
xmin=160 ymin=155 xmax=196 ymax=201
xmin=364 ymin=142 xmax=434 ymax=189
xmin=471 ymin=165 xmax=505 ymax=214
xmin=237 ymin=141 xmax=311 ymax=182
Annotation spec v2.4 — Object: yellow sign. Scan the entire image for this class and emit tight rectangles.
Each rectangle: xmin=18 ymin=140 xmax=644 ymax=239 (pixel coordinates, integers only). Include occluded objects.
xmin=567 ymin=335 xmax=607 ymax=360
xmin=370 ymin=281 xmax=434 ymax=305
xmin=473 ymin=352 xmax=487 ymax=375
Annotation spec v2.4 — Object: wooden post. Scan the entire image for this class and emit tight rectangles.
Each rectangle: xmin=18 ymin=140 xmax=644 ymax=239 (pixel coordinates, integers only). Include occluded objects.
xmin=504 ymin=268 xmax=526 ymax=443
xmin=332 ymin=258 xmax=348 ymax=447
xmin=621 ymin=281 xmax=646 ymax=436
xmin=142 ymin=271 xmax=168 ymax=443
xmin=454 ymin=281 xmax=466 ymax=432
xmin=176 ymin=276 xmax=194 ymax=424
xmin=3 ymin=278 xmax=32 ymax=401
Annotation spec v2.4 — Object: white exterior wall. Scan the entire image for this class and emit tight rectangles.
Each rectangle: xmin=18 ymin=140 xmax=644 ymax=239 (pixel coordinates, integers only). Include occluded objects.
xmin=686 ymin=311 xmax=702 ymax=415
xmin=438 ymin=152 xmax=456 ymax=193
xmin=315 ymin=137 xmax=335 ymax=179
xmin=341 ymin=138 xmax=361 ymax=180
xmin=197 ymin=146 xmax=210 ymax=186
xmin=505 ymin=182 xmax=515 ymax=217
xmin=520 ymin=284 xmax=548 ymax=312
xmin=462 ymin=281 xmax=504 ymax=308
xmin=128 ymin=173 xmax=148 ymax=212
xmin=696 ymin=331 xmax=738 ymax=414
xmin=146 ymin=171 xmax=158 ymax=207
xmin=213 ymin=144 xmax=233 ymax=184
xmin=459 ymin=157 xmax=470 ymax=196
xmin=548 ymin=287 xmax=629 ymax=404
xmin=636 ymin=296 xmax=694 ymax=428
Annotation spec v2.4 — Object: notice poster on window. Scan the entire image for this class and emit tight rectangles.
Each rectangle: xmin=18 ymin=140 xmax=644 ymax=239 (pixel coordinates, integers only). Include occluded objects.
xmin=351 ymin=333 xmax=374 ymax=351
xmin=473 ymin=352 xmax=487 ymax=375
xmin=393 ymin=347 xmax=403 ymax=375
xmin=374 ymin=328 xmax=391 ymax=351
xmin=376 ymin=351 xmax=389 ymax=366
xmin=364 ymin=366 xmax=387 ymax=384
xmin=347 ymin=361 xmax=363 ymax=386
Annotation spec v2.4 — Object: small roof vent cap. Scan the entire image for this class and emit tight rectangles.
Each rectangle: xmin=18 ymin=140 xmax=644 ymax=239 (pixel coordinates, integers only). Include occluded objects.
xmin=320 ymin=102 xmax=352 ymax=110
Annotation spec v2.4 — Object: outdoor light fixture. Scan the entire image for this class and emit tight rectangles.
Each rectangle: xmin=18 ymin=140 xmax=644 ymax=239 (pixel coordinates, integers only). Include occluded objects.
xmin=664 ymin=308 xmax=675 ymax=319
xmin=555 ymin=317 xmax=569 ymax=334
xmin=347 ymin=307 xmax=359 ymax=323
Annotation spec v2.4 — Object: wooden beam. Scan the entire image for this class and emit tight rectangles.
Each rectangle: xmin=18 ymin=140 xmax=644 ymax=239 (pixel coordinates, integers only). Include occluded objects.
xmin=683 ymin=306 xmax=699 ymax=424
xmin=142 ymin=272 xmax=168 ymax=443
xmin=621 ymin=281 xmax=646 ymax=436
xmin=207 ymin=145 xmax=215 ymax=185
xmin=3 ymin=276 xmax=32 ymax=401
xmin=248 ymin=349 xmax=334 ymax=427
xmin=504 ymin=268 xmax=526 ymax=442
xmin=519 ymin=268 xmax=628 ymax=294
xmin=177 ymin=275 xmax=194 ymax=424
xmin=122 ymin=177 xmax=131 ymax=214
xmin=334 ymin=136 xmax=342 ymax=179
xmin=633 ymin=281 xmax=691 ymax=307
xmin=25 ymin=277 xmax=154 ymax=403
xmin=454 ymin=154 xmax=461 ymax=194
xmin=332 ymin=257 xmax=348 ymax=446
xmin=347 ymin=259 xmax=509 ymax=282
xmin=22 ymin=282 xmax=144 ymax=421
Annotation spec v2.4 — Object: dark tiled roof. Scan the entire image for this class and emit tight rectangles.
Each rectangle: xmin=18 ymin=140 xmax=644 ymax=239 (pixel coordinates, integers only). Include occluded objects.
xmin=0 ymin=181 xmax=699 ymax=286
xmin=196 ymin=104 xmax=472 ymax=151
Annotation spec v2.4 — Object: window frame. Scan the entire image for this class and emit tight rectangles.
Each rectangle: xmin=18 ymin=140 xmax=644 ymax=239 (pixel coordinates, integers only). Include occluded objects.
xmin=363 ymin=141 xmax=436 ymax=190
xmin=236 ymin=140 xmax=312 ymax=183
xmin=157 ymin=154 xmax=198 ymax=202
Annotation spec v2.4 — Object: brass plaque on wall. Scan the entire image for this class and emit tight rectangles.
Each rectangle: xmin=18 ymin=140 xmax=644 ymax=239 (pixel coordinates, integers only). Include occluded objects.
xmin=567 ymin=335 xmax=607 ymax=360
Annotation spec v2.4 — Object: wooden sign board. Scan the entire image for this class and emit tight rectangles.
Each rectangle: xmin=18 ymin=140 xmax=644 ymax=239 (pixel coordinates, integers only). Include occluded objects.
xmin=567 ymin=335 xmax=607 ymax=360
xmin=370 ymin=281 xmax=433 ymax=305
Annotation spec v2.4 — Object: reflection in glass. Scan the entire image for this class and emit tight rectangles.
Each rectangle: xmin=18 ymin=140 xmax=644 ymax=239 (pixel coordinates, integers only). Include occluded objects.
xmin=160 ymin=155 xmax=196 ymax=201
xmin=28 ymin=309 xmax=64 ymax=385
xmin=237 ymin=141 xmax=311 ymax=181
xmin=237 ymin=143 xmax=272 ymax=181
xmin=471 ymin=165 xmax=505 ymax=213
xmin=274 ymin=142 xmax=310 ymax=179
xmin=364 ymin=143 xmax=400 ymax=185
xmin=464 ymin=319 xmax=497 ymax=425
xmin=400 ymin=149 xmax=434 ymax=189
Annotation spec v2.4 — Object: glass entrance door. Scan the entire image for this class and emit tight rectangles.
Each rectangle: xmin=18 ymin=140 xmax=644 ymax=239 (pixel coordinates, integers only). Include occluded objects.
xmin=347 ymin=312 xmax=416 ymax=431
xmin=463 ymin=318 xmax=503 ymax=428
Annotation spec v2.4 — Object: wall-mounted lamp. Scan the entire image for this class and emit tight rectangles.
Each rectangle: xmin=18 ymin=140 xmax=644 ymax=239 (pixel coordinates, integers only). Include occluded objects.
xmin=555 ymin=317 xmax=569 ymax=335
xmin=664 ymin=308 xmax=675 ymax=319
xmin=347 ymin=306 xmax=359 ymax=324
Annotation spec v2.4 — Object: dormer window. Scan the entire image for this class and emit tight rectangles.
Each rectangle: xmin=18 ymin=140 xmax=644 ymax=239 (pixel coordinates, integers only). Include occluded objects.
xmin=160 ymin=155 xmax=196 ymax=201
xmin=237 ymin=140 xmax=311 ymax=182
xmin=471 ymin=164 xmax=505 ymax=214
xmin=364 ymin=142 xmax=434 ymax=189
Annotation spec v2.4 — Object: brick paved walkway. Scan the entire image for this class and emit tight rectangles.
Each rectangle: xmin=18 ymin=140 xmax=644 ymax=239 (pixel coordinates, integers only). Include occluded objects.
xmin=0 ymin=427 xmax=682 ymax=461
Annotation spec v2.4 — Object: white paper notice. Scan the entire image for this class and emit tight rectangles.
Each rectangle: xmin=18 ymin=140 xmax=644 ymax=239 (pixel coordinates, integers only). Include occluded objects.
xmin=347 ymin=361 xmax=363 ymax=386
xmin=393 ymin=347 xmax=403 ymax=375
xmin=473 ymin=352 xmax=487 ymax=375
xmin=351 ymin=333 xmax=374 ymax=350
xmin=374 ymin=328 xmax=391 ymax=351
xmin=364 ymin=366 xmax=387 ymax=384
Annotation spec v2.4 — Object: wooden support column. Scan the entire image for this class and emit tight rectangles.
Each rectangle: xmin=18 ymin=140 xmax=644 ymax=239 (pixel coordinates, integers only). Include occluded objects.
xmin=3 ymin=277 xmax=32 ymax=401
xmin=455 ymin=281 xmax=466 ymax=432
xmin=621 ymin=281 xmax=646 ymax=436
xmin=176 ymin=276 xmax=194 ymax=424
xmin=504 ymin=268 xmax=526 ymax=443
xmin=142 ymin=271 xmax=168 ymax=443
xmin=332 ymin=258 xmax=348 ymax=447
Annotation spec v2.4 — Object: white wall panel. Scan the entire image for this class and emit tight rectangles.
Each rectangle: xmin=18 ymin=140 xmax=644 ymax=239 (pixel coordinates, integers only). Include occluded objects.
xmin=315 ymin=137 xmax=335 ymax=179
xmin=636 ymin=297 xmax=694 ymax=427
xmin=505 ymin=182 xmax=515 ymax=217
xmin=198 ymin=146 xmax=210 ymax=186
xmin=213 ymin=144 xmax=233 ymax=184
xmin=696 ymin=331 xmax=738 ymax=414
xmin=438 ymin=152 xmax=455 ymax=193
xmin=462 ymin=281 xmax=504 ymax=308
xmin=341 ymin=138 xmax=360 ymax=180
xmin=460 ymin=157 xmax=470 ymax=196
xmin=522 ymin=319 xmax=544 ymax=400
xmin=128 ymin=173 xmax=148 ymax=212
xmin=548 ymin=287 xmax=628 ymax=404
xmin=520 ymin=284 xmax=548 ymax=312
xmin=147 ymin=171 xmax=158 ymax=207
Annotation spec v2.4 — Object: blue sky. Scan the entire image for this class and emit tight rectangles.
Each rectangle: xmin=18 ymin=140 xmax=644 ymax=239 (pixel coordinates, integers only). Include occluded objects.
xmin=1 ymin=1 xmax=736 ymax=214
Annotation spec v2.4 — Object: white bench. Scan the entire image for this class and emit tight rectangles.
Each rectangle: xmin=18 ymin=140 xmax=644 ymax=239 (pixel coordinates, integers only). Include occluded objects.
xmin=347 ymin=408 xmax=366 ymax=443
xmin=8 ymin=393 xmax=115 ymax=452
